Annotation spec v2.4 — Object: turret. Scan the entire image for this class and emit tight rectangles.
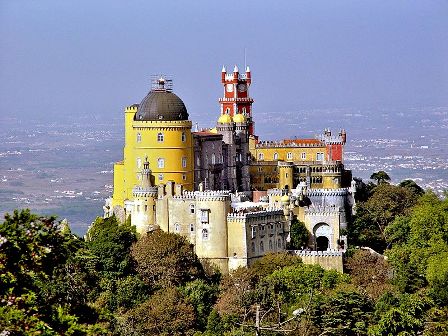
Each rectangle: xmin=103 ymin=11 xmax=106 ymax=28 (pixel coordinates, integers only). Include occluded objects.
xmin=233 ymin=64 xmax=239 ymax=79
xmin=131 ymin=158 xmax=158 ymax=235
xmin=339 ymin=129 xmax=347 ymax=144
xmin=245 ymin=65 xmax=251 ymax=84
xmin=221 ymin=65 xmax=226 ymax=83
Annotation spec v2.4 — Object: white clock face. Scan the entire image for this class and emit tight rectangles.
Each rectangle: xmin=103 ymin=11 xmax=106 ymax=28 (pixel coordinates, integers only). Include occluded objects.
xmin=237 ymin=83 xmax=247 ymax=92
xmin=226 ymin=84 xmax=234 ymax=92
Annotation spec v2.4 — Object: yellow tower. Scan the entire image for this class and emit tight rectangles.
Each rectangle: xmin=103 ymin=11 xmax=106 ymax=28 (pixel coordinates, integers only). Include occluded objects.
xmin=112 ymin=78 xmax=194 ymax=210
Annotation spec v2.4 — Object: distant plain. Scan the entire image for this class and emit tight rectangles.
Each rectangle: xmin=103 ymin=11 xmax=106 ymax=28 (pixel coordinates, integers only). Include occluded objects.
xmin=1 ymin=106 xmax=446 ymax=236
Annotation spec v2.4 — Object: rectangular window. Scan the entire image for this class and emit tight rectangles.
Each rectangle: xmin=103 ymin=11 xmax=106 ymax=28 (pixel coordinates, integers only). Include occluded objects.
xmin=158 ymin=158 xmax=165 ymax=168
xmin=200 ymin=209 xmax=209 ymax=223
xmin=158 ymin=174 xmax=163 ymax=181
xmin=316 ymin=152 xmax=324 ymax=161
xmin=182 ymin=157 xmax=187 ymax=168
xmin=301 ymin=152 xmax=306 ymax=160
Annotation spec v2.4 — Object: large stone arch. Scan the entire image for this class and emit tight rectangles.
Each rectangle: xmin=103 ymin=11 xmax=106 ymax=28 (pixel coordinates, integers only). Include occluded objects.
xmin=313 ymin=222 xmax=333 ymax=251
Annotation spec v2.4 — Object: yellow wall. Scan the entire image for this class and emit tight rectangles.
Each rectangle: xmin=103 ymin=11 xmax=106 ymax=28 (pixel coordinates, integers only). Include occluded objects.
xmin=113 ymin=105 xmax=194 ymax=208
xmin=251 ymin=145 xmax=327 ymax=162
xmin=112 ymin=162 xmax=124 ymax=207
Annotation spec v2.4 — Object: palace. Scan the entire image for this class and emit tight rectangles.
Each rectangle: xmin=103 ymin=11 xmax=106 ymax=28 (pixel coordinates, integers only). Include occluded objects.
xmin=103 ymin=66 xmax=355 ymax=273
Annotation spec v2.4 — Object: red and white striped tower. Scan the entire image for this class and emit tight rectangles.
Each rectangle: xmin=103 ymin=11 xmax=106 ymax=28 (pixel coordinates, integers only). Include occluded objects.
xmin=219 ymin=65 xmax=255 ymax=135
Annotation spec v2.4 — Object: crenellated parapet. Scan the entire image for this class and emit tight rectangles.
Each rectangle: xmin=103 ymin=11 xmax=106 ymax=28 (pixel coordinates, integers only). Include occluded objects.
xmin=306 ymin=188 xmax=350 ymax=197
xmin=256 ymin=140 xmax=325 ymax=148
xmin=125 ymin=104 xmax=139 ymax=113
xmin=305 ymin=205 xmax=342 ymax=216
xmin=267 ymin=188 xmax=288 ymax=197
xmin=132 ymin=186 xmax=158 ymax=198
xmin=293 ymin=250 xmax=343 ymax=257
xmin=172 ymin=189 xmax=231 ymax=202
xmin=227 ymin=208 xmax=283 ymax=221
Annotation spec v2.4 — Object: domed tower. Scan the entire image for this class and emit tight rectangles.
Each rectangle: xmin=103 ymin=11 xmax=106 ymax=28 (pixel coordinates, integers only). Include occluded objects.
xmin=112 ymin=77 xmax=194 ymax=210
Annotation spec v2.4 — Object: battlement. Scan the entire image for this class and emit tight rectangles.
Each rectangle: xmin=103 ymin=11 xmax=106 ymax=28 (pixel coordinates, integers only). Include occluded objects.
xmin=306 ymin=188 xmax=350 ymax=197
xmin=172 ymin=189 xmax=231 ymax=201
xmin=227 ymin=208 xmax=283 ymax=221
xmin=224 ymin=73 xmax=248 ymax=81
xmin=293 ymin=250 xmax=344 ymax=257
xmin=256 ymin=140 xmax=325 ymax=148
xmin=132 ymin=120 xmax=192 ymax=127
xmin=132 ymin=186 xmax=158 ymax=198
xmin=218 ymin=97 xmax=254 ymax=103
xmin=305 ymin=205 xmax=342 ymax=215
xmin=125 ymin=104 xmax=139 ymax=112
xmin=267 ymin=188 xmax=288 ymax=197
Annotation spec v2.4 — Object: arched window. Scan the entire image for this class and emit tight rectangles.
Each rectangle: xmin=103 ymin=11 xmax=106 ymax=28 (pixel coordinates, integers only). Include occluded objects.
xmin=258 ymin=153 xmax=264 ymax=160
xmin=182 ymin=157 xmax=187 ymax=168
xmin=277 ymin=238 xmax=282 ymax=248
xmin=157 ymin=132 xmax=164 ymax=142
xmin=189 ymin=223 xmax=194 ymax=232
xmin=202 ymin=229 xmax=209 ymax=240
xmin=260 ymin=241 xmax=264 ymax=252
xmin=157 ymin=158 xmax=165 ymax=168
xmin=269 ymin=240 xmax=273 ymax=250
xmin=251 ymin=242 xmax=255 ymax=253
xmin=190 ymin=204 xmax=195 ymax=214
xmin=137 ymin=157 xmax=142 ymax=168
xmin=225 ymin=108 xmax=230 ymax=114
xmin=158 ymin=173 xmax=163 ymax=181
xmin=242 ymin=107 xmax=247 ymax=115
xmin=211 ymin=154 xmax=216 ymax=164
xmin=273 ymin=152 xmax=278 ymax=160
xmin=196 ymin=156 xmax=201 ymax=166
xmin=174 ymin=223 xmax=180 ymax=232
xmin=137 ymin=133 xmax=142 ymax=143
xmin=287 ymin=152 xmax=293 ymax=160
xmin=181 ymin=132 xmax=186 ymax=142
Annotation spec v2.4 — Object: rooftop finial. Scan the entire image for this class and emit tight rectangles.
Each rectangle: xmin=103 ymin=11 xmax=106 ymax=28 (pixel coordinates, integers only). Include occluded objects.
xmin=246 ymin=65 xmax=250 ymax=72
xmin=233 ymin=64 xmax=239 ymax=72
xmin=222 ymin=65 xmax=226 ymax=72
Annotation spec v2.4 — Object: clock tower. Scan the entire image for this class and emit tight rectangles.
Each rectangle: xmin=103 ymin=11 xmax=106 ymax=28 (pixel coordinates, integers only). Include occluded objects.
xmin=219 ymin=65 xmax=255 ymax=135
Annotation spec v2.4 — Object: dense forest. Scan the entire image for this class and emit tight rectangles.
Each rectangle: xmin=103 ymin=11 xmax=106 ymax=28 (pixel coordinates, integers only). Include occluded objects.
xmin=1 ymin=173 xmax=447 ymax=335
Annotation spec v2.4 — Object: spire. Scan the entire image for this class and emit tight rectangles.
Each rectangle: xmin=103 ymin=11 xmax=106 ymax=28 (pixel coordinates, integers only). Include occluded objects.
xmin=222 ymin=65 xmax=226 ymax=72
xmin=233 ymin=64 xmax=239 ymax=72
xmin=246 ymin=65 xmax=250 ymax=72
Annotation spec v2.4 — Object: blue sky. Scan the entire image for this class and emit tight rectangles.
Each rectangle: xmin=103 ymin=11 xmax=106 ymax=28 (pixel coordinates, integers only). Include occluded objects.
xmin=1 ymin=0 xmax=447 ymax=126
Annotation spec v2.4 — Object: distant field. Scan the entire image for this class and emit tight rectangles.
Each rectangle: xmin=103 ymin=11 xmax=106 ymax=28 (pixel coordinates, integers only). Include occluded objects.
xmin=1 ymin=106 xmax=447 ymax=236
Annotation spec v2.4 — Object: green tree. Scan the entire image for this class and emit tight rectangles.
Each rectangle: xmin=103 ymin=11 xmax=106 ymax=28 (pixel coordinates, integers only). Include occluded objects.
xmin=349 ymin=184 xmax=416 ymax=252
xmin=131 ymin=229 xmax=204 ymax=288
xmin=86 ymin=216 xmax=137 ymax=279
xmin=345 ymin=249 xmax=396 ymax=300
xmin=289 ymin=217 xmax=310 ymax=250
xmin=369 ymin=293 xmax=431 ymax=336
xmin=117 ymin=287 xmax=197 ymax=336
xmin=317 ymin=291 xmax=373 ymax=336
xmin=370 ymin=171 xmax=391 ymax=185
xmin=385 ymin=192 xmax=448 ymax=296
xmin=250 ymin=252 xmax=302 ymax=278
xmin=399 ymin=179 xmax=424 ymax=197
xmin=0 ymin=209 xmax=102 ymax=335
xmin=181 ymin=279 xmax=219 ymax=330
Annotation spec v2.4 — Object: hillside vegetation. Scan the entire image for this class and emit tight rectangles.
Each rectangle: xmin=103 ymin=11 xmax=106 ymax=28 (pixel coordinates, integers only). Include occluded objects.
xmin=1 ymin=177 xmax=447 ymax=335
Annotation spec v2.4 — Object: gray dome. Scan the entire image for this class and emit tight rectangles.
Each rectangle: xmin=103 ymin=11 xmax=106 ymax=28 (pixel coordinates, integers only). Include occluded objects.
xmin=135 ymin=90 xmax=188 ymax=121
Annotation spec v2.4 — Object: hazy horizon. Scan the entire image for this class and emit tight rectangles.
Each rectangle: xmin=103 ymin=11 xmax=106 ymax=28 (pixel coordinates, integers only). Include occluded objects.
xmin=1 ymin=0 xmax=447 ymax=127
